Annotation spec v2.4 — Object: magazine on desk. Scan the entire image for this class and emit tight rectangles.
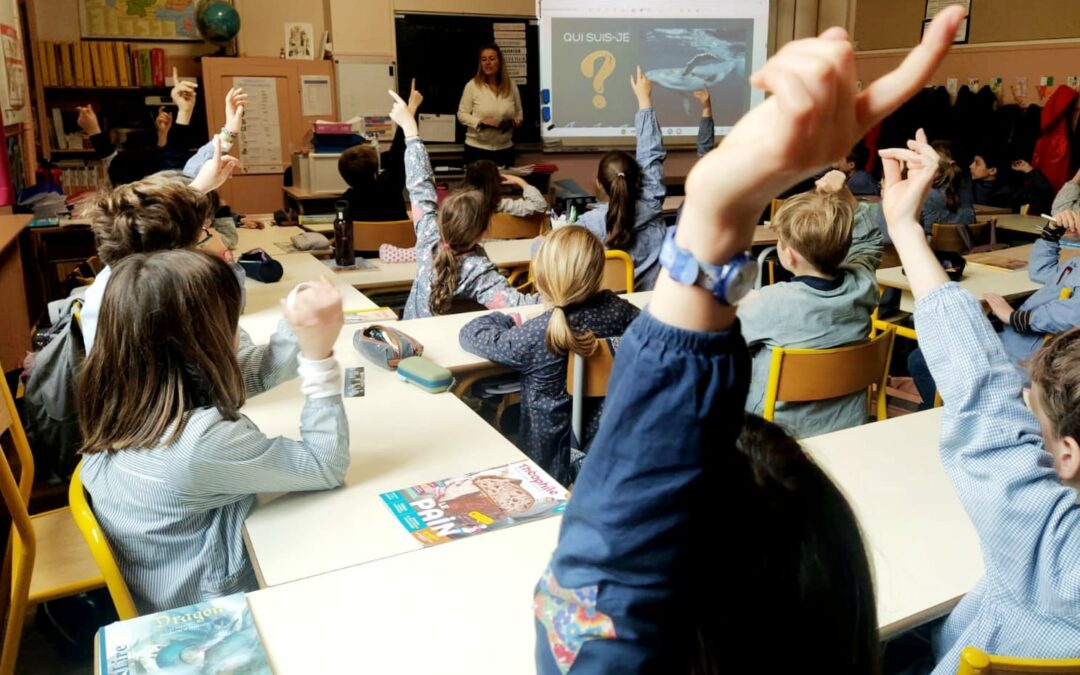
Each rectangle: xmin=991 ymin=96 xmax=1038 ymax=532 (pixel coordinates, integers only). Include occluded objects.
xmin=97 ymin=593 xmax=271 ymax=674
xmin=380 ymin=459 xmax=569 ymax=547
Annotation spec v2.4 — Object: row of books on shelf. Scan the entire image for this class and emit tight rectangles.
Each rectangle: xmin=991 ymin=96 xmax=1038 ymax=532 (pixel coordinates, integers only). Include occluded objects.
xmin=37 ymin=40 xmax=167 ymax=89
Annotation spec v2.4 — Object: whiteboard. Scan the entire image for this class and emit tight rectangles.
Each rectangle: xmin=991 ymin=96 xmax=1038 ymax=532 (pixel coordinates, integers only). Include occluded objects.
xmin=334 ymin=57 xmax=397 ymax=120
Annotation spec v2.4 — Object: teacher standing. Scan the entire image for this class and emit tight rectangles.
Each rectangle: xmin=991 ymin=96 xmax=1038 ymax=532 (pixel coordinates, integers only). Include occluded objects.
xmin=457 ymin=42 xmax=522 ymax=168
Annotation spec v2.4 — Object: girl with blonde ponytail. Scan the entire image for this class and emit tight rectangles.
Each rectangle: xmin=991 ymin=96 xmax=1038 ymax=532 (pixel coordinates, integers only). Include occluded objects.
xmin=388 ymin=91 xmax=540 ymax=318
xmin=459 ymin=227 xmax=639 ymax=484
xmin=577 ymin=66 xmax=669 ymax=291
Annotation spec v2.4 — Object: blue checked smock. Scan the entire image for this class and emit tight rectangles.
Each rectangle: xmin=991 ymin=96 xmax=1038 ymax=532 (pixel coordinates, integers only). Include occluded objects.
xmin=916 ymin=283 xmax=1080 ymax=672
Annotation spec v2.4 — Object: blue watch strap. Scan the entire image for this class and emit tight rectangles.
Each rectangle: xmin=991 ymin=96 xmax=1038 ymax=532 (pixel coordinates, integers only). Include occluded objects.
xmin=659 ymin=227 xmax=756 ymax=305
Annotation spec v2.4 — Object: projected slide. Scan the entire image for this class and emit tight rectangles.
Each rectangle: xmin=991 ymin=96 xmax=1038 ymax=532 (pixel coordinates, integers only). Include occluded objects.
xmin=539 ymin=1 xmax=769 ymax=140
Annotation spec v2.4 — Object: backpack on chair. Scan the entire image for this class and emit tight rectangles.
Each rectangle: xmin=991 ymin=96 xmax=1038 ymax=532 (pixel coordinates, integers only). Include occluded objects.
xmin=22 ymin=298 xmax=86 ymax=485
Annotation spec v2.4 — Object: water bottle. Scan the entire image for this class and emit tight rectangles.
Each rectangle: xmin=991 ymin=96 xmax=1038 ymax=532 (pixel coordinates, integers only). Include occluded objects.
xmin=333 ymin=200 xmax=355 ymax=267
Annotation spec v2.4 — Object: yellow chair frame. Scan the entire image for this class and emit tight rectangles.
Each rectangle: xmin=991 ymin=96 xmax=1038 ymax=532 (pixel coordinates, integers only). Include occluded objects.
xmin=0 ymin=357 xmax=108 ymax=674
xmin=958 ymin=645 xmax=1080 ymax=674
xmin=68 ymin=461 xmax=137 ymax=620
xmin=603 ymin=250 xmax=635 ymax=293
xmin=762 ymin=327 xmax=896 ymax=423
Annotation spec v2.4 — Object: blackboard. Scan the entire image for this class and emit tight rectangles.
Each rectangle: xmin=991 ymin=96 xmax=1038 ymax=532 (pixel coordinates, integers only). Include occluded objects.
xmin=394 ymin=13 xmax=541 ymax=145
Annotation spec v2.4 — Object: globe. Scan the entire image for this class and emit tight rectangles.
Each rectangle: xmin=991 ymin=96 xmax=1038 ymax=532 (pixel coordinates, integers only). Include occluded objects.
xmin=196 ymin=1 xmax=241 ymax=44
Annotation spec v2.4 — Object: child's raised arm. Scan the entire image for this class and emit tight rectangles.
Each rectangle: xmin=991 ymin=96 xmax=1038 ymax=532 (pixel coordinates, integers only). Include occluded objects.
xmin=631 ymin=67 xmax=667 ymax=211
xmin=388 ymin=90 xmax=438 ymax=247
xmin=693 ymin=89 xmax=715 ymax=159
xmin=657 ymin=9 xmax=964 ymax=334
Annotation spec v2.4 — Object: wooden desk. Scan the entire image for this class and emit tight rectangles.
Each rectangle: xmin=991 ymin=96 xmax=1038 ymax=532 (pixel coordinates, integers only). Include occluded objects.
xmin=234 ymin=225 xmax=306 ymax=254
xmin=753 ymin=225 xmax=779 ymax=246
xmin=662 ymin=195 xmax=684 ymax=216
xmin=992 ymin=214 xmax=1046 ymax=236
xmin=0 ymin=215 xmax=33 ymax=371
xmin=390 ymin=291 xmax=652 ymax=374
xmin=965 ymin=243 xmax=1080 ymax=270
xmin=240 ymin=410 xmax=981 ymax=673
xmin=974 ymin=203 xmax=1013 ymax=216
xmin=877 ymin=263 xmax=1040 ymax=312
xmin=282 ymin=186 xmax=345 ymax=215
xmin=23 ymin=220 xmax=97 ymax=311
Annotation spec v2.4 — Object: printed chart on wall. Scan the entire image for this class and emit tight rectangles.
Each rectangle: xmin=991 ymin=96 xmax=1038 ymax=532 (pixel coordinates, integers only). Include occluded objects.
xmin=538 ymin=0 xmax=769 ymax=139
xmin=924 ymin=0 xmax=969 ymax=43
xmin=234 ymin=77 xmax=284 ymax=174
xmin=495 ymin=22 xmax=528 ymax=87
xmin=79 ymin=0 xmax=199 ymax=41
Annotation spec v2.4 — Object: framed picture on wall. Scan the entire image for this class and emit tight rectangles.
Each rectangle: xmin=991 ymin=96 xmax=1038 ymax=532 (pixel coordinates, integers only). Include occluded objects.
xmin=78 ymin=0 xmax=201 ymax=41
xmin=923 ymin=0 xmax=970 ymax=44
xmin=284 ymin=23 xmax=315 ymax=60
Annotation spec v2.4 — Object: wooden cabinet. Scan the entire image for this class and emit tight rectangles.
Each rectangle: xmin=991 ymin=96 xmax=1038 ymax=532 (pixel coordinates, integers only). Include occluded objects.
xmin=0 ymin=215 xmax=33 ymax=372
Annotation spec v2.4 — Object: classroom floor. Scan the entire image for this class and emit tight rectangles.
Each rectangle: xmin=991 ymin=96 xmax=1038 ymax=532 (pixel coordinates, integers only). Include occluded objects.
xmin=17 ymin=614 xmax=92 ymax=675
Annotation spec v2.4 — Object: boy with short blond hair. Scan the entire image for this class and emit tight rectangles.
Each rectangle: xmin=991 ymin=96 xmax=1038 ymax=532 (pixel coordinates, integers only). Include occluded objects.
xmin=737 ymin=171 xmax=882 ymax=436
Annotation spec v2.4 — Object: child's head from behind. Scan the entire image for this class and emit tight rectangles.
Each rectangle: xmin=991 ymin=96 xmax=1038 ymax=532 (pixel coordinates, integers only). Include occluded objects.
xmin=773 ymin=191 xmax=854 ymax=277
xmin=931 ymin=140 xmax=964 ymax=212
xmin=429 ymin=188 xmax=490 ymax=314
xmin=86 ymin=173 xmax=217 ymax=267
xmin=337 ymin=145 xmax=379 ymax=190
xmin=77 ymin=249 xmax=245 ymax=454
xmin=464 ymin=160 xmax=503 ymax=215
xmin=596 ymin=150 xmax=641 ymax=251
xmin=533 ymin=227 xmax=606 ymax=357
xmin=694 ymin=414 xmax=879 ymax=673
xmin=1028 ymin=330 xmax=1080 ymax=488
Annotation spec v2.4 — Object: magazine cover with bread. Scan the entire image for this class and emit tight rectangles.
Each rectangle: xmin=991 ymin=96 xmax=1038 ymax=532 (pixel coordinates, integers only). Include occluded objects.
xmin=380 ymin=460 xmax=569 ymax=547
xmin=97 ymin=592 xmax=270 ymax=674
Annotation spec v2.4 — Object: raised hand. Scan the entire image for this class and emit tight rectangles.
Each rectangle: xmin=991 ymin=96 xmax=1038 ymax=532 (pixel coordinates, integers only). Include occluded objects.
xmin=880 ymin=128 xmax=940 ymax=239
xmin=630 ymin=65 xmax=652 ymax=109
xmin=225 ymin=87 xmax=247 ymax=135
xmin=693 ymin=88 xmax=712 ymax=118
xmin=815 ymin=169 xmax=849 ymax=194
xmin=170 ymin=67 xmax=197 ymax=124
xmin=388 ymin=89 xmax=419 ymax=138
xmin=155 ymin=107 xmax=173 ymax=146
xmin=76 ymin=105 xmax=101 ymax=136
xmin=281 ymin=277 xmax=344 ymax=360
xmin=407 ymin=78 xmax=424 ymax=117
xmin=189 ymin=136 xmax=242 ymax=194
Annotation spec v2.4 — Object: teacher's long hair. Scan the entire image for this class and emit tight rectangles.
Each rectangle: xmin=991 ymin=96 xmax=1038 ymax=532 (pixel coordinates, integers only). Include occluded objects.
xmin=473 ymin=42 xmax=513 ymax=97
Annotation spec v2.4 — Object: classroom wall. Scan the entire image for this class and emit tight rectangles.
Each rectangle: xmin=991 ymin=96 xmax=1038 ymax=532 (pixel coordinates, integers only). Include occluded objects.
xmin=854 ymin=41 xmax=1080 ymax=108
xmin=234 ymin=0 xmax=327 ymax=59
xmin=854 ymin=0 xmax=1080 ymax=51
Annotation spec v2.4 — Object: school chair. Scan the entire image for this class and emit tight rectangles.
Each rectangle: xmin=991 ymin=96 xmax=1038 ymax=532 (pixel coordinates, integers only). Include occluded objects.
xmin=762 ymin=327 xmax=896 ymax=423
xmin=1044 ymin=287 xmax=1074 ymax=344
xmin=352 ymin=219 xmax=416 ymax=252
xmin=957 ymin=645 xmax=1080 ymax=674
xmin=931 ymin=221 xmax=992 ymax=254
xmin=769 ymin=198 xmax=786 ymax=221
xmin=0 ymin=361 xmax=106 ymax=675
xmin=756 ymin=246 xmax=778 ymax=289
xmin=603 ymin=250 xmax=635 ymax=293
xmin=68 ymin=461 xmax=137 ymax=620
xmin=485 ymin=212 xmax=547 ymax=239
xmin=566 ymin=337 xmax=618 ymax=477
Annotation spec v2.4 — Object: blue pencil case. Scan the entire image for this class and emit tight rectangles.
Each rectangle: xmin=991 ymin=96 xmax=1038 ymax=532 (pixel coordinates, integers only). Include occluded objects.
xmin=397 ymin=356 xmax=454 ymax=394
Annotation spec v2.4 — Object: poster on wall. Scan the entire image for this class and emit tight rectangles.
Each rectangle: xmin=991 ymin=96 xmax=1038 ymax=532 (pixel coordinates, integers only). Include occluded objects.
xmin=79 ymin=0 xmax=199 ymax=41
xmin=0 ymin=0 xmax=24 ymax=125
xmin=924 ymin=0 xmax=969 ymax=44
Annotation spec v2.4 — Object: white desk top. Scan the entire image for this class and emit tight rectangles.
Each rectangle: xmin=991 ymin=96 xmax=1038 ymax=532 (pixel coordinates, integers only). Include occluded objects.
xmin=800 ymin=408 xmax=983 ymax=638
xmin=241 ymin=253 xmax=378 ymax=342
xmin=234 ymin=226 xmax=305 ymax=254
xmin=239 ymin=326 xmax=530 ymax=587
xmin=392 ymin=291 xmax=652 ymax=373
xmin=325 ymin=238 xmax=537 ymax=291
xmin=877 ymin=262 xmax=1040 ymax=312
xmin=240 ymin=409 xmax=982 ymax=674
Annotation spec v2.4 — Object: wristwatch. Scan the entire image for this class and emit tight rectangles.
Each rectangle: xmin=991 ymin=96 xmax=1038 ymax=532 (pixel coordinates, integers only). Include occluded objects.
xmin=659 ymin=227 xmax=757 ymax=305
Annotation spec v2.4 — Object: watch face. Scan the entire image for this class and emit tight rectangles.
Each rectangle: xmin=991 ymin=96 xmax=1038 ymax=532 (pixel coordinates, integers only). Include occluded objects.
xmin=724 ymin=258 xmax=759 ymax=304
